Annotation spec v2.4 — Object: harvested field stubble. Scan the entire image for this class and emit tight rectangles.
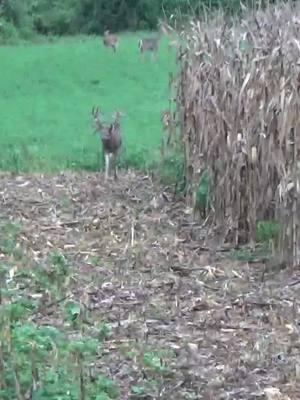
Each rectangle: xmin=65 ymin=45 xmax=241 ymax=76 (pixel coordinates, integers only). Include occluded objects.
xmin=1 ymin=172 xmax=300 ymax=398
xmin=167 ymin=3 xmax=300 ymax=266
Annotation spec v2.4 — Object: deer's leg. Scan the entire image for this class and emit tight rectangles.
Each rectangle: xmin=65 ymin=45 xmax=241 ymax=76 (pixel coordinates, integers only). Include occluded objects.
xmin=101 ymin=150 xmax=105 ymax=172
xmin=113 ymin=154 xmax=118 ymax=181
xmin=104 ymin=153 xmax=110 ymax=183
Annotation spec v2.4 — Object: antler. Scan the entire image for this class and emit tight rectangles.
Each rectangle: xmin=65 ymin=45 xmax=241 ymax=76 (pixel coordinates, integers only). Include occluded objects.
xmin=92 ymin=106 xmax=101 ymax=119
xmin=92 ymin=106 xmax=105 ymax=132
xmin=112 ymin=110 xmax=125 ymax=120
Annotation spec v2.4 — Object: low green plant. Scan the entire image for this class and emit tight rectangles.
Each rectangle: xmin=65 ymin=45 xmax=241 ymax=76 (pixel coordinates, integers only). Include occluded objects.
xmin=231 ymin=219 xmax=279 ymax=261
xmin=143 ymin=351 xmax=169 ymax=374
xmin=130 ymin=380 xmax=158 ymax=398
xmin=131 ymin=385 xmax=146 ymax=395
xmin=0 ymin=19 xmax=20 ymax=44
xmin=88 ymin=255 xmax=101 ymax=266
xmin=0 ymin=220 xmax=23 ymax=258
xmin=195 ymin=169 xmax=211 ymax=212
xmin=159 ymin=151 xmax=185 ymax=186
xmin=256 ymin=219 xmax=280 ymax=243
xmin=142 ymin=348 xmax=174 ymax=376
xmin=231 ymin=242 xmax=271 ymax=262
xmin=0 ymin=239 xmax=119 ymax=400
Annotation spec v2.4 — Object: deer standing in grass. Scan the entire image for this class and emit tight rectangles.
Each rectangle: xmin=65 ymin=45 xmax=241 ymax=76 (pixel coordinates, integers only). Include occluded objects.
xmin=92 ymin=107 xmax=123 ymax=182
xmin=103 ymin=30 xmax=119 ymax=53
xmin=138 ymin=21 xmax=170 ymax=61
xmin=138 ymin=31 xmax=162 ymax=61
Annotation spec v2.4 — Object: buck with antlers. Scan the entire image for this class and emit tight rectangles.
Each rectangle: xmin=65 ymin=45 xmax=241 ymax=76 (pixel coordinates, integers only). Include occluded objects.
xmin=103 ymin=30 xmax=119 ymax=53
xmin=91 ymin=106 xmax=123 ymax=182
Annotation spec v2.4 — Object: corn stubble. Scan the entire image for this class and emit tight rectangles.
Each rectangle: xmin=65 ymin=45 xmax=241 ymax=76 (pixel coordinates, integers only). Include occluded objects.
xmin=164 ymin=3 xmax=300 ymax=267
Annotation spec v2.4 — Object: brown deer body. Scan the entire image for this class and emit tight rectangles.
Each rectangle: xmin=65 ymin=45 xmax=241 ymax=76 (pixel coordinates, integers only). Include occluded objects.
xmin=138 ymin=35 xmax=160 ymax=61
xmin=92 ymin=107 xmax=123 ymax=182
xmin=103 ymin=30 xmax=119 ymax=53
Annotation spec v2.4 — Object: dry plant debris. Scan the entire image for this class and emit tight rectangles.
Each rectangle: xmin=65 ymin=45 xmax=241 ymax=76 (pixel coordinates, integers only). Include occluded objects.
xmin=166 ymin=2 xmax=300 ymax=266
xmin=0 ymin=171 xmax=300 ymax=399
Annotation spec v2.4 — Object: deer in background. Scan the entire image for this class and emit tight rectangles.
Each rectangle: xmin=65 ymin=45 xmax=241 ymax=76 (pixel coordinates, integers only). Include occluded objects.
xmin=91 ymin=106 xmax=123 ymax=182
xmin=103 ymin=30 xmax=119 ymax=53
xmin=138 ymin=20 xmax=171 ymax=61
xmin=158 ymin=19 xmax=179 ymax=53
xmin=138 ymin=35 xmax=161 ymax=61
xmin=138 ymin=22 xmax=165 ymax=61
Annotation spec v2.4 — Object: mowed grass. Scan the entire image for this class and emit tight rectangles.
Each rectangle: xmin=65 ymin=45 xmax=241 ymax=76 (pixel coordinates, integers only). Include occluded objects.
xmin=0 ymin=34 xmax=175 ymax=172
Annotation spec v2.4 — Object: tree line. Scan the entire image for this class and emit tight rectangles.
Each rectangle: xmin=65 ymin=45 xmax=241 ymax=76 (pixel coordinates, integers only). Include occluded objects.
xmin=0 ymin=0 xmax=274 ymax=42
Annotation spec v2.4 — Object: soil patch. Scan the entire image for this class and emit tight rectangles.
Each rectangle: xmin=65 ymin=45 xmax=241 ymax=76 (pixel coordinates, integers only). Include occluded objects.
xmin=0 ymin=171 xmax=299 ymax=399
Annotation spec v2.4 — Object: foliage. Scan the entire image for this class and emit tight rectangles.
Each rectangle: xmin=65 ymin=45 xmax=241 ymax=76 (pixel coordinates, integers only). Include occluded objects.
xmin=0 ymin=0 xmax=274 ymax=41
xmin=0 ymin=18 xmax=20 ymax=43
xmin=0 ymin=220 xmax=119 ymax=400
xmin=158 ymin=150 xmax=185 ymax=186
xmin=168 ymin=2 xmax=300 ymax=265
xmin=231 ymin=243 xmax=271 ymax=262
xmin=256 ymin=220 xmax=280 ymax=243
xmin=231 ymin=220 xmax=280 ymax=262
xmin=0 ymin=0 xmax=35 ymax=40
xmin=32 ymin=0 xmax=80 ymax=35
xmin=195 ymin=169 xmax=211 ymax=213
xmin=0 ymin=167 xmax=299 ymax=397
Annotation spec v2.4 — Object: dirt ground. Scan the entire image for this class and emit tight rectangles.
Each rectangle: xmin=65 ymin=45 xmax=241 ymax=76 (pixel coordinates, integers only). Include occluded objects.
xmin=0 ymin=171 xmax=300 ymax=399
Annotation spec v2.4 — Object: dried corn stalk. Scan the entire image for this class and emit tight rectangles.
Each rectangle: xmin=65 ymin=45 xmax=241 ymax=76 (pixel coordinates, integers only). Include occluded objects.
xmin=165 ymin=3 xmax=300 ymax=266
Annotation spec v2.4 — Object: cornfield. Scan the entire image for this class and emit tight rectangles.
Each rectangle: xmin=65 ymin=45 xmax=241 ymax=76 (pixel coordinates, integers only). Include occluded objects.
xmin=165 ymin=2 xmax=300 ymax=267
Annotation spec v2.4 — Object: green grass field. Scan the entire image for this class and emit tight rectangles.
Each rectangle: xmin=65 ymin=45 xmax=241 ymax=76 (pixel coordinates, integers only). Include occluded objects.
xmin=0 ymin=34 xmax=175 ymax=172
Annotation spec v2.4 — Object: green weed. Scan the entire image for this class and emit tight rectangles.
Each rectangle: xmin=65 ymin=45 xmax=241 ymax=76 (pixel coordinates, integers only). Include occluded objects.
xmin=158 ymin=151 xmax=185 ymax=186
xmin=88 ymin=254 xmax=101 ymax=266
xmin=142 ymin=348 xmax=174 ymax=376
xmin=195 ymin=169 xmax=211 ymax=211
xmin=231 ymin=243 xmax=271 ymax=262
xmin=256 ymin=219 xmax=280 ymax=243
xmin=0 ymin=220 xmax=23 ymax=258
xmin=231 ymin=219 xmax=279 ymax=261
xmin=0 ymin=239 xmax=119 ymax=400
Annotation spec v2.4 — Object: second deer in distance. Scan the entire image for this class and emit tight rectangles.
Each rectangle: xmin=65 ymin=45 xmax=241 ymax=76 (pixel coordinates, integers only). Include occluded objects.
xmin=138 ymin=29 xmax=162 ymax=61
xmin=103 ymin=30 xmax=119 ymax=53
xmin=138 ymin=21 xmax=169 ymax=61
xmin=92 ymin=106 xmax=123 ymax=182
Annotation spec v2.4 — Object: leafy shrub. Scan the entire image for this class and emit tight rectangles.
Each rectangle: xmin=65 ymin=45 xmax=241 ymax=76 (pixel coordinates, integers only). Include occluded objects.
xmin=0 ymin=0 xmax=34 ymax=39
xmin=0 ymin=18 xmax=20 ymax=43
xmin=0 ymin=0 xmax=273 ymax=42
xmin=32 ymin=0 xmax=80 ymax=35
xmin=256 ymin=219 xmax=280 ymax=243
xmin=196 ymin=169 xmax=211 ymax=212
